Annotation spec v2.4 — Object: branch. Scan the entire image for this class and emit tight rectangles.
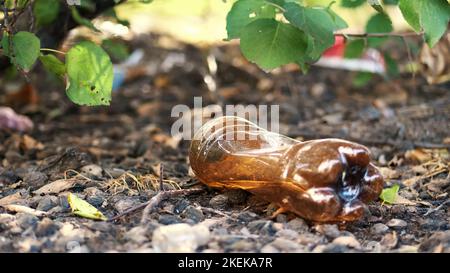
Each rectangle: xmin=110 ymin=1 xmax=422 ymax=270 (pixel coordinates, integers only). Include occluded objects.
xmin=335 ymin=31 xmax=424 ymax=38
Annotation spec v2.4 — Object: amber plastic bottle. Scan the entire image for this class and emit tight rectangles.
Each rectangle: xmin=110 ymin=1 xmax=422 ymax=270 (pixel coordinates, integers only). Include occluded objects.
xmin=189 ymin=116 xmax=384 ymax=222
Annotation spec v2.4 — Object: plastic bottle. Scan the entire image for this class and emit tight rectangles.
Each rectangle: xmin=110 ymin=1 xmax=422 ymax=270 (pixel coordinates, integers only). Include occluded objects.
xmin=189 ymin=116 xmax=384 ymax=222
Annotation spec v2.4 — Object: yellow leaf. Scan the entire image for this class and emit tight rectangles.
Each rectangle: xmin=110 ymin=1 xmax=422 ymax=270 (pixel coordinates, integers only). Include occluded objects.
xmin=67 ymin=193 xmax=107 ymax=221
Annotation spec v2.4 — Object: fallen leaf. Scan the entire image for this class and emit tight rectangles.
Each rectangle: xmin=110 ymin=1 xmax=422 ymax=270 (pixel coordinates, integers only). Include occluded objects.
xmin=20 ymin=135 xmax=44 ymax=151
xmin=405 ymin=149 xmax=432 ymax=163
xmin=379 ymin=184 xmax=400 ymax=204
xmin=379 ymin=167 xmax=401 ymax=179
xmin=1 ymin=204 xmax=46 ymax=217
xmin=33 ymin=178 xmax=88 ymax=195
xmin=394 ymin=195 xmax=417 ymax=206
xmin=67 ymin=193 xmax=107 ymax=221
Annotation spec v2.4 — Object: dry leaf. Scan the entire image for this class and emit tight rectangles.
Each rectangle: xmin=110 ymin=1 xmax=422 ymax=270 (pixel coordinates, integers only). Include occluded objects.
xmin=33 ymin=178 xmax=88 ymax=195
xmin=1 ymin=204 xmax=46 ymax=217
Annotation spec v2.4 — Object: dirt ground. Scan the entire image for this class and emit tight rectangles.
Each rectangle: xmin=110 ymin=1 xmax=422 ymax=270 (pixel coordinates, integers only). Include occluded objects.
xmin=0 ymin=34 xmax=448 ymax=253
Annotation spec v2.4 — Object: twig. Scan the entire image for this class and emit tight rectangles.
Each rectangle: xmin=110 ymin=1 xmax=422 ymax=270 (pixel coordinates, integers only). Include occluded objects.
xmin=335 ymin=32 xmax=424 ymax=38
xmin=108 ymin=188 xmax=204 ymax=223
xmin=159 ymin=163 xmax=164 ymax=191
xmin=424 ymin=199 xmax=450 ymax=216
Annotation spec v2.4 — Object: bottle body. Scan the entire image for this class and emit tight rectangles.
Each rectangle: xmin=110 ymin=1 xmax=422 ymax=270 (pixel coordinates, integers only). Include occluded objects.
xmin=189 ymin=116 xmax=384 ymax=222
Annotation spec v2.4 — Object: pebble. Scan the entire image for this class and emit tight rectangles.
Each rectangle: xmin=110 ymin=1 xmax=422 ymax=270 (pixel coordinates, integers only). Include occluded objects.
xmin=224 ymin=190 xmax=248 ymax=205
xmin=237 ymin=211 xmax=258 ymax=223
xmin=386 ymin=219 xmax=407 ymax=228
xmin=152 ymin=223 xmax=210 ymax=252
xmin=209 ymin=194 xmax=229 ymax=209
xmin=36 ymin=196 xmax=58 ymax=211
xmin=261 ymin=244 xmax=280 ymax=253
xmin=332 ymin=236 xmax=361 ymax=249
xmin=181 ymin=206 xmax=204 ymax=223
xmin=276 ymin=229 xmax=299 ymax=240
xmin=287 ymin=218 xmax=309 ymax=233
xmin=248 ymin=220 xmax=276 ymax=236
xmin=173 ymin=199 xmax=190 ymax=214
xmin=16 ymin=213 xmax=39 ymax=230
xmin=158 ymin=214 xmax=183 ymax=225
xmin=35 ymin=218 xmax=59 ymax=237
xmin=114 ymin=198 xmax=140 ymax=213
xmin=23 ymin=172 xmax=48 ymax=190
xmin=371 ymin=223 xmax=389 ymax=234
xmin=124 ymin=226 xmax=149 ymax=245
xmin=84 ymin=187 xmax=106 ymax=207
xmin=380 ymin=232 xmax=398 ymax=250
xmin=227 ymin=240 xmax=255 ymax=252
xmin=270 ymin=238 xmax=302 ymax=252
xmin=81 ymin=164 xmax=103 ymax=178
xmin=316 ymin=224 xmax=340 ymax=238
xmin=314 ymin=243 xmax=349 ymax=253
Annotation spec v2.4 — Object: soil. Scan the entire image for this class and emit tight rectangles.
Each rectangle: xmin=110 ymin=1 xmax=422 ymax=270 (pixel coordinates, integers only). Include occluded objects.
xmin=0 ymin=34 xmax=448 ymax=253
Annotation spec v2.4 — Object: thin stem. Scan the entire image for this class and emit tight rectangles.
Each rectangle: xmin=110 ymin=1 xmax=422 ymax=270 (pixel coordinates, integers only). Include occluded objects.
xmin=40 ymin=48 xmax=66 ymax=55
xmin=264 ymin=0 xmax=286 ymax=12
xmin=335 ymin=31 xmax=424 ymax=38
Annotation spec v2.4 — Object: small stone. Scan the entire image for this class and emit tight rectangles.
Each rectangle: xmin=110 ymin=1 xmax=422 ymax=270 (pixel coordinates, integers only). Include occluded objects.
xmin=181 ymin=206 xmax=204 ymax=223
xmin=419 ymin=230 xmax=450 ymax=253
xmin=173 ymin=199 xmax=190 ymax=214
xmin=315 ymin=243 xmax=349 ymax=253
xmin=86 ymin=195 xmax=105 ymax=207
xmin=124 ymin=226 xmax=149 ymax=244
xmin=224 ymin=190 xmax=248 ymax=205
xmin=275 ymin=214 xmax=287 ymax=223
xmin=316 ymin=224 xmax=340 ymax=238
xmin=248 ymin=220 xmax=276 ymax=236
xmin=386 ymin=219 xmax=407 ymax=228
xmin=152 ymin=223 xmax=210 ymax=252
xmin=365 ymin=241 xmax=382 ymax=252
xmin=16 ymin=213 xmax=39 ymax=230
xmin=209 ymin=194 xmax=229 ymax=209
xmin=23 ymin=172 xmax=48 ymax=190
xmin=36 ymin=196 xmax=58 ymax=211
xmin=237 ymin=211 xmax=258 ymax=223
xmin=276 ymin=229 xmax=299 ymax=240
xmin=35 ymin=218 xmax=59 ymax=237
xmin=158 ymin=214 xmax=183 ymax=225
xmin=81 ymin=164 xmax=103 ymax=178
xmin=227 ymin=240 xmax=255 ymax=251
xmin=380 ymin=232 xmax=398 ymax=250
xmin=114 ymin=198 xmax=140 ymax=213
xmin=332 ymin=236 xmax=361 ymax=249
xmin=261 ymin=244 xmax=280 ymax=253
xmin=371 ymin=223 xmax=389 ymax=234
xmin=270 ymin=238 xmax=302 ymax=252
xmin=287 ymin=218 xmax=309 ymax=233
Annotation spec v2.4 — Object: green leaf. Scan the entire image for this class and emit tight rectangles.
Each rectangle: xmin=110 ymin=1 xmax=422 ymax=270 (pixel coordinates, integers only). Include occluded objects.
xmin=226 ymin=0 xmax=276 ymax=39
xmin=365 ymin=13 xmax=393 ymax=47
xmin=66 ymin=41 xmax=113 ymax=106
xmin=101 ymin=39 xmax=130 ymax=62
xmin=383 ymin=0 xmax=398 ymax=5
xmin=284 ymin=3 xmax=336 ymax=61
xmin=326 ymin=8 xmax=349 ymax=30
xmin=399 ymin=0 xmax=450 ymax=47
xmin=353 ymin=71 xmax=373 ymax=87
xmin=68 ymin=193 xmax=107 ymax=221
xmin=33 ymin=0 xmax=61 ymax=26
xmin=344 ymin=39 xmax=365 ymax=58
xmin=71 ymin=7 xmax=100 ymax=32
xmin=3 ymin=31 xmax=41 ymax=71
xmin=379 ymin=184 xmax=399 ymax=204
xmin=341 ymin=0 xmax=365 ymax=8
xmin=5 ymin=0 xmax=28 ymax=8
xmin=383 ymin=52 xmax=399 ymax=77
xmin=240 ymin=19 xmax=308 ymax=70
xmin=368 ymin=0 xmax=384 ymax=13
xmin=399 ymin=0 xmax=421 ymax=32
xmin=39 ymin=54 xmax=66 ymax=78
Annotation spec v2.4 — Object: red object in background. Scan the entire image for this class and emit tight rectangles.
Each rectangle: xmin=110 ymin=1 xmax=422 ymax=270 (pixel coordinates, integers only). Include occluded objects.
xmin=323 ymin=36 xmax=346 ymax=58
